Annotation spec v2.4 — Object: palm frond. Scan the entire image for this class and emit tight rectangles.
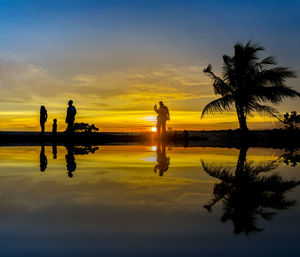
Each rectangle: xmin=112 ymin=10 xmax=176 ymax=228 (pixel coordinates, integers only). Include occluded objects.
xmin=258 ymin=174 xmax=300 ymax=192
xmin=203 ymin=64 xmax=233 ymax=95
xmin=203 ymin=64 xmax=214 ymax=77
xmin=235 ymin=41 xmax=264 ymax=63
xmin=249 ymin=161 xmax=279 ymax=174
xmin=260 ymin=56 xmax=277 ymax=66
xmin=251 ymin=103 xmax=279 ymax=118
xmin=201 ymin=95 xmax=234 ymax=118
xmin=201 ymin=160 xmax=233 ymax=182
xmin=257 ymin=67 xmax=296 ymax=86
xmin=244 ymin=40 xmax=265 ymax=52
xmin=254 ymin=85 xmax=300 ymax=104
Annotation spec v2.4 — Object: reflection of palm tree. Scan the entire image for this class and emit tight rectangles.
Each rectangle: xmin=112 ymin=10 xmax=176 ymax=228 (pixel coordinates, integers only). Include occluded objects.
xmin=154 ymin=143 xmax=170 ymax=176
xmin=202 ymin=147 xmax=300 ymax=234
xmin=279 ymin=148 xmax=300 ymax=166
xmin=40 ymin=144 xmax=47 ymax=172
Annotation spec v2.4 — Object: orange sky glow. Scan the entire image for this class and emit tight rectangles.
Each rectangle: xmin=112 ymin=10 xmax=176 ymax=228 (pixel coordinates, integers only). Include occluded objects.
xmin=0 ymin=59 xmax=297 ymax=132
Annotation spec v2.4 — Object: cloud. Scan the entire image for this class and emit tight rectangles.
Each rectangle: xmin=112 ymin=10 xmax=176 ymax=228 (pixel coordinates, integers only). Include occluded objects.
xmin=0 ymin=55 xmax=212 ymax=109
xmin=69 ymin=64 xmax=212 ymax=102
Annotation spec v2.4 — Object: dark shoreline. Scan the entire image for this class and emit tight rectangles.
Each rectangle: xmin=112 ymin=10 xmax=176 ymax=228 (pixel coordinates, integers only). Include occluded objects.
xmin=0 ymin=129 xmax=299 ymax=148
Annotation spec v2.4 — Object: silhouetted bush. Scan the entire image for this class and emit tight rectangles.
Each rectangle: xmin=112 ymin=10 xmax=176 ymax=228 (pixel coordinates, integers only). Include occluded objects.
xmin=73 ymin=123 xmax=99 ymax=133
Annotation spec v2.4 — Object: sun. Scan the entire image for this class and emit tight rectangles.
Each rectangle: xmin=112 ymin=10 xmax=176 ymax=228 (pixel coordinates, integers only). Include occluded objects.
xmin=151 ymin=146 xmax=157 ymax=151
xmin=151 ymin=127 xmax=157 ymax=132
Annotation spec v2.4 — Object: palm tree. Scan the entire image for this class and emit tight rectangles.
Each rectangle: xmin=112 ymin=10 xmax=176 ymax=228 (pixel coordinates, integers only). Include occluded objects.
xmin=202 ymin=41 xmax=300 ymax=133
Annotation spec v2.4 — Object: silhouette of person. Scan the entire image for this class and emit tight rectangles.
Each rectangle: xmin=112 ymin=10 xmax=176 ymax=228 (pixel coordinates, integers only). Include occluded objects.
xmin=154 ymin=143 xmax=170 ymax=176
xmin=40 ymin=143 xmax=48 ymax=172
xmin=154 ymin=101 xmax=170 ymax=135
xmin=66 ymin=100 xmax=76 ymax=134
xmin=40 ymin=105 xmax=48 ymax=135
xmin=65 ymin=145 xmax=76 ymax=177
xmin=52 ymin=142 xmax=57 ymax=159
xmin=52 ymin=119 xmax=57 ymax=136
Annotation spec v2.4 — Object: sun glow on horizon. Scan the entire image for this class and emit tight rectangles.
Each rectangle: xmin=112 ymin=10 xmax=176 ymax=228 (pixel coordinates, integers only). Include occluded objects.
xmin=151 ymin=127 xmax=157 ymax=132
xmin=151 ymin=146 xmax=157 ymax=151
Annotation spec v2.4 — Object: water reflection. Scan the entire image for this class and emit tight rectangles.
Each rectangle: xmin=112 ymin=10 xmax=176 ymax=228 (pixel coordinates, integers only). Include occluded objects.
xmin=154 ymin=142 xmax=170 ymax=176
xmin=65 ymin=144 xmax=76 ymax=178
xmin=280 ymin=147 xmax=300 ymax=166
xmin=39 ymin=144 xmax=99 ymax=177
xmin=65 ymin=145 xmax=99 ymax=178
xmin=1 ymin=145 xmax=299 ymax=256
xmin=39 ymin=143 xmax=47 ymax=172
xmin=202 ymin=146 xmax=300 ymax=234
xmin=52 ymin=142 xmax=57 ymax=159
xmin=72 ymin=145 xmax=99 ymax=155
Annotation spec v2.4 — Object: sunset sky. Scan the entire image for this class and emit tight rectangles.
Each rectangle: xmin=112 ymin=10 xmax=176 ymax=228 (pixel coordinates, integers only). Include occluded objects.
xmin=0 ymin=0 xmax=299 ymax=132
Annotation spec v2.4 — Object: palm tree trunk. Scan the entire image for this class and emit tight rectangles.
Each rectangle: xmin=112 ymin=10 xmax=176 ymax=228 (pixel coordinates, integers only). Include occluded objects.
xmin=235 ymin=104 xmax=249 ymax=133
xmin=236 ymin=146 xmax=248 ymax=174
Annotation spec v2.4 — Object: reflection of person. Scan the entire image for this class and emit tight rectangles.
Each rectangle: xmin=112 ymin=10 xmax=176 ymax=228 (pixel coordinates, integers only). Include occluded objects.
xmin=52 ymin=119 xmax=57 ymax=136
xmin=154 ymin=101 xmax=169 ymax=135
xmin=40 ymin=106 xmax=48 ymax=135
xmin=154 ymin=143 xmax=170 ymax=176
xmin=65 ymin=100 xmax=77 ymax=134
xmin=40 ymin=144 xmax=47 ymax=172
xmin=65 ymin=145 xmax=76 ymax=177
xmin=52 ymin=142 xmax=57 ymax=159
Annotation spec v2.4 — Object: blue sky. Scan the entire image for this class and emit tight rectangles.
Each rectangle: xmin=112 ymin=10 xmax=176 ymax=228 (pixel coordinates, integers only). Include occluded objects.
xmin=1 ymin=0 xmax=299 ymax=66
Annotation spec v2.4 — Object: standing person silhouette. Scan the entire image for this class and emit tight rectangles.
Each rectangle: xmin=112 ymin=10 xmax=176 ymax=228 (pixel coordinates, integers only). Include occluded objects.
xmin=52 ymin=119 xmax=57 ymax=136
xmin=65 ymin=100 xmax=76 ymax=134
xmin=40 ymin=105 xmax=48 ymax=135
xmin=154 ymin=101 xmax=170 ymax=135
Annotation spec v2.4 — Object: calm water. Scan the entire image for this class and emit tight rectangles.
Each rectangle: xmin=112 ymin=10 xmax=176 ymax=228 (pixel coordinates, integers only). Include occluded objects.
xmin=0 ymin=144 xmax=299 ymax=257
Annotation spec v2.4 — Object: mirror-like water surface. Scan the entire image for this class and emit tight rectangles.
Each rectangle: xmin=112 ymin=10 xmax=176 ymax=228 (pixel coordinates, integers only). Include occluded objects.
xmin=0 ymin=145 xmax=299 ymax=257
